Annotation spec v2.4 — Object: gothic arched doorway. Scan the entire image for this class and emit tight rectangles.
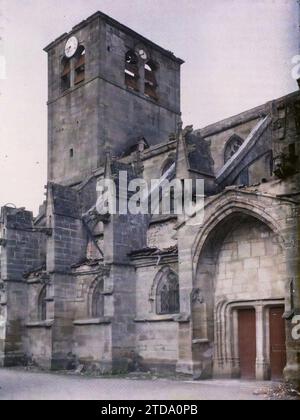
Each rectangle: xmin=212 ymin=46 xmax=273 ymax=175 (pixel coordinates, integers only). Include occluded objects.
xmin=192 ymin=211 xmax=287 ymax=380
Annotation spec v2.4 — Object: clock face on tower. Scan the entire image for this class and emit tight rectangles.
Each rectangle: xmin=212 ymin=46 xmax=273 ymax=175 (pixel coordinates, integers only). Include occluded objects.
xmin=65 ymin=36 xmax=79 ymax=58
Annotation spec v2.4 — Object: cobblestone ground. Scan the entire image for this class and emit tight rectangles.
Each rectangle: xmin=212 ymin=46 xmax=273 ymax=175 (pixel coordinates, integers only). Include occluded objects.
xmin=0 ymin=368 xmax=286 ymax=400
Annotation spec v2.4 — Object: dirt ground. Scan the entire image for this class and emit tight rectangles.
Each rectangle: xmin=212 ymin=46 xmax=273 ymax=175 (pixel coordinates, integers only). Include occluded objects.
xmin=1 ymin=367 xmax=298 ymax=400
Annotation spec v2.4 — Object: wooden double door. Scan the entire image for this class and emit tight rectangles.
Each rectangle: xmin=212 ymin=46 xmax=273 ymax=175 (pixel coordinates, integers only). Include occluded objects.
xmin=238 ymin=307 xmax=286 ymax=380
xmin=269 ymin=306 xmax=287 ymax=380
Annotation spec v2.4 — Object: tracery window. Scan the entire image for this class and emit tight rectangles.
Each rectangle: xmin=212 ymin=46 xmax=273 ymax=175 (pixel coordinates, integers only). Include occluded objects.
xmin=156 ymin=269 xmax=179 ymax=315
xmin=224 ymin=134 xmax=244 ymax=164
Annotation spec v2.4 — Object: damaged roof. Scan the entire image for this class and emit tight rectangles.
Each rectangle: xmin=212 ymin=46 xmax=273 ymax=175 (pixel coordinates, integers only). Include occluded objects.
xmin=184 ymin=131 xmax=215 ymax=177
xmin=129 ymin=245 xmax=178 ymax=258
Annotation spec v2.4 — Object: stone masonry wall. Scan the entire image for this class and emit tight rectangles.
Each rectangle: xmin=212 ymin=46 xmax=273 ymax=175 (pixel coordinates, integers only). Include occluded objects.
xmin=135 ymin=263 xmax=179 ymax=370
xmin=135 ymin=321 xmax=178 ymax=371
xmin=147 ymin=220 xmax=177 ymax=249
xmin=73 ymin=324 xmax=112 ymax=372
xmin=0 ymin=207 xmax=46 ymax=366
xmin=1 ymin=208 xmax=44 ymax=281
xmin=215 ymin=218 xmax=285 ymax=302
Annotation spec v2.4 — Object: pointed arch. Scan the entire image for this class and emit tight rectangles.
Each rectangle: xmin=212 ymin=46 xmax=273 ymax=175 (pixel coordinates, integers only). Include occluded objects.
xmin=191 ymin=191 xmax=287 ymax=270
xmin=150 ymin=266 xmax=179 ymax=315
xmin=189 ymin=195 xmax=290 ymax=380
xmin=88 ymin=277 xmax=105 ymax=318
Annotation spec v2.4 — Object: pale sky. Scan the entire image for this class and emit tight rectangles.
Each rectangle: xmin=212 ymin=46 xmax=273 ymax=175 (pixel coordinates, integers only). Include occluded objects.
xmin=0 ymin=0 xmax=299 ymax=214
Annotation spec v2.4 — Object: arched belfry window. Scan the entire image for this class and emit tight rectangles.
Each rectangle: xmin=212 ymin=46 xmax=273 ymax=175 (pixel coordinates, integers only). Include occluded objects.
xmin=156 ymin=268 xmax=179 ymax=315
xmin=61 ymin=57 xmax=71 ymax=92
xmin=224 ymin=134 xmax=244 ymax=164
xmin=38 ymin=287 xmax=47 ymax=321
xmin=91 ymin=279 xmax=104 ymax=318
xmin=144 ymin=60 xmax=158 ymax=100
xmin=74 ymin=46 xmax=86 ymax=85
xmin=125 ymin=50 xmax=139 ymax=91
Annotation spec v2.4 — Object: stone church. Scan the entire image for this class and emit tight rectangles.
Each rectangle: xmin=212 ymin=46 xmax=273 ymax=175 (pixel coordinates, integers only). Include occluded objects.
xmin=0 ymin=11 xmax=299 ymax=386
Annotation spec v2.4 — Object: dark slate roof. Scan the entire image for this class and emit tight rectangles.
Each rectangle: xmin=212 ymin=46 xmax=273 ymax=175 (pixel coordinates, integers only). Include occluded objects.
xmin=129 ymin=245 xmax=178 ymax=258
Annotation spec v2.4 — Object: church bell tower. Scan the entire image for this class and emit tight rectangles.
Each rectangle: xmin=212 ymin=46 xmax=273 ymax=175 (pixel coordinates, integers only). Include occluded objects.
xmin=44 ymin=11 xmax=184 ymax=186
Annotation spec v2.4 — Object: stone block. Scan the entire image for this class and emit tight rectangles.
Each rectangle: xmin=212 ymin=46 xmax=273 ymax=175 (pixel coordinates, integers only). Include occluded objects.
xmin=238 ymin=242 xmax=251 ymax=258
xmin=251 ymin=241 xmax=266 ymax=257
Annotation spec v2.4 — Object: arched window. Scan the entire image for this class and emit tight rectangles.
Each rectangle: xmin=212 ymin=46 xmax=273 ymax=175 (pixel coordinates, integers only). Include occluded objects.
xmin=125 ymin=50 xmax=139 ymax=91
xmin=224 ymin=134 xmax=249 ymax=185
xmin=91 ymin=280 xmax=104 ymax=318
xmin=156 ymin=269 xmax=179 ymax=315
xmin=144 ymin=60 xmax=158 ymax=100
xmin=38 ymin=287 xmax=47 ymax=321
xmin=74 ymin=46 xmax=86 ymax=85
xmin=61 ymin=57 xmax=71 ymax=92
xmin=224 ymin=134 xmax=244 ymax=164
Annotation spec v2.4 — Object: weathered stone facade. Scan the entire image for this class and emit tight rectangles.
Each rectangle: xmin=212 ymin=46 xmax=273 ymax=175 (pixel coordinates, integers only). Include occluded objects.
xmin=0 ymin=11 xmax=299 ymax=387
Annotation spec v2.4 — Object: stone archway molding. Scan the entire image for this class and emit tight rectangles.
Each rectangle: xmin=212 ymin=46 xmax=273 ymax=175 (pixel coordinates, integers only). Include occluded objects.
xmin=184 ymin=189 xmax=297 ymax=381
xmin=214 ymin=298 xmax=285 ymax=380
xmin=192 ymin=190 xmax=293 ymax=273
